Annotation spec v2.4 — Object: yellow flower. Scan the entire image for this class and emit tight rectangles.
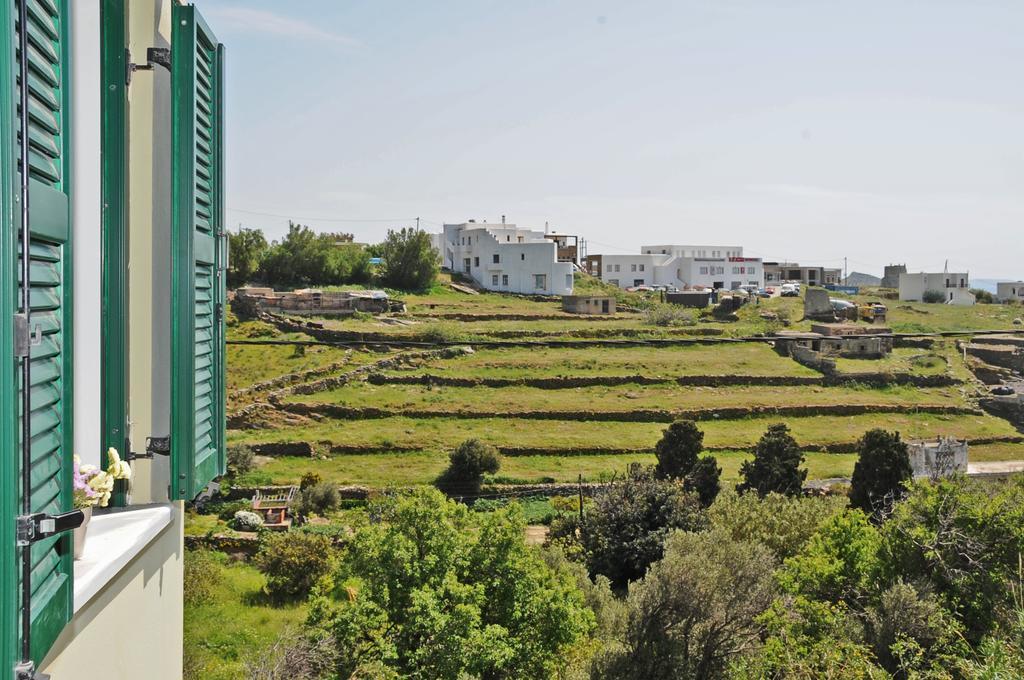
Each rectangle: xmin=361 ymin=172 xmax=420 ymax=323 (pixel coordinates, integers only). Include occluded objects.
xmin=88 ymin=470 xmax=115 ymax=507
xmin=106 ymin=447 xmax=132 ymax=481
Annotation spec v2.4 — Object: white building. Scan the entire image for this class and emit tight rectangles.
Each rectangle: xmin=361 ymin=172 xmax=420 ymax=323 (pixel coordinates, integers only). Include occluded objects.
xmin=899 ymin=272 xmax=975 ymax=305
xmin=439 ymin=222 xmax=575 ymax=296
xmin=585 ymin=244 xmax=763 ymax=291
xmin=996 ymin=282 xmax=1024 ymax=303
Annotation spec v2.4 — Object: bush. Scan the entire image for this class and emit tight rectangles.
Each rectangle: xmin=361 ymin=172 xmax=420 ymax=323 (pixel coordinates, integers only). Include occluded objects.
xmin=685 ymin=456 xmax=722 ymax=507
xmin=378 ymin=227 xmax=438 ymax=291
xmin=255 ymin=531 xmax=336 ymax=603
xmin=849 ymin=429 xmax=912 ymax=515
xmin=550 ymin=468 xmax=706 ymax=588
xmin=419 ymin=322 xmax=465 ymax=344
xmin=232 ymin=510 xmax=265 ymax=532
xmin=643 ymin=304 xmax=696 ymax=327
xmin=922 ymin=289 xmax=946 ymax=304
xmin=238 ymin=321 xmax=280 ymax=338
xmin=183 ymin=549 xmax=223 ymax=607
xmin=226 ymin=444 xmax=255 ymax=477
xmin=654 ymin=419 xmax=703 ymax=481
xmin=296 ymin=482 xmax=341 ymax=518
xmin=299 ymin=471 xmax=322 ymax=490
xmin=738 ymin=423 xmax=807 ymax=497
xmin=211 ymin=499 xmax=250 ymax=521
xmin=970 ymin=288 xmax=994 ymax=304
xmin=435 ymin=439 xmax=501 ymax=498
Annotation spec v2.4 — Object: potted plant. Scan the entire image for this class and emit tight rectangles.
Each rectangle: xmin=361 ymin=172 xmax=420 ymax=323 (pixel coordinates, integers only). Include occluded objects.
xmin=72 ymin=448 xmax=132 ymax=559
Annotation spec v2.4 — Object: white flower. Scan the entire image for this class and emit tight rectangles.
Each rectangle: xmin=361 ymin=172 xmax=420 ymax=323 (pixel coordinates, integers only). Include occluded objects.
xmin=106 ymin=447 xmax=132 ymax=480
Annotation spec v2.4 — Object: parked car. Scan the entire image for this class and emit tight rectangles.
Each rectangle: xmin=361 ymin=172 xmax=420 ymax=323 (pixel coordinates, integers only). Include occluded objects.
xmin=757 ymin=289 xmax=772 ymax=298
xmin=780 ymin=284 xmax=799 ymax=297
xmin=830 ymin=298 xmax=856 ymax=312
xmin=991 ymin=385 xmax=1016 ymax=396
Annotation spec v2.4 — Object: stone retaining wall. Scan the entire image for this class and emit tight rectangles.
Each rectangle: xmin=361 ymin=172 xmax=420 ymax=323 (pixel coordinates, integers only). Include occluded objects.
xmin=276 ymin=401 xmax=982 ymax=424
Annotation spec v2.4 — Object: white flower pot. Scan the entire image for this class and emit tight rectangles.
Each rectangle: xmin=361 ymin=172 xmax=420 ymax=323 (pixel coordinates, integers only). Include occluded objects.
xmin=73 ymin=506 xmax=93 ymax=561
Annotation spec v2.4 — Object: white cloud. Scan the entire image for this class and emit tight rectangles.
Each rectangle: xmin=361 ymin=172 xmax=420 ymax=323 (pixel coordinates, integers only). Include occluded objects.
xmin=205 ymin=7 xmax=358 ymax=45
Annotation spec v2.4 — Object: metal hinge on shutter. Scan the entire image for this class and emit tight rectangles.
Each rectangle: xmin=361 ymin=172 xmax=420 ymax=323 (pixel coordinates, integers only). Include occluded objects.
xmin=12 ymin=314 xmax=42 ymax=358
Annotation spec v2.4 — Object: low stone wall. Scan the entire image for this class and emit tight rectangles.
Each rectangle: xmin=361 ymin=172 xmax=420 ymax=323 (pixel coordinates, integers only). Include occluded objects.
xmin=276 ymin=401 xmax=982 ymax=424
xmin=228 ymin=353 xmax=354 ymax=401
xmin=367 ymin=373 xmax=826 ymax=389
xmin=790 ymin=345 xmax=836 ymax=374
xmin=964 ymin=343 xmax=1024 ymax=374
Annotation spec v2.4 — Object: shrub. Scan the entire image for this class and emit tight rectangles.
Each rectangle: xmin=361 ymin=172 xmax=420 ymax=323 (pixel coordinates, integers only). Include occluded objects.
xmin=238 ymin=321 xmax=281 ymax=338
xmin=183 ymin=549 xmax=223 ymax=607
xmin=296 ymin=482 xmax=341 ymax=517
xmin=654 ymin=419 xmax=703 ymax=481
xmin=232 ymin=510 xmax=265 ymax=532
xmin=378 ymin=227 xmax=438 ymax=291
xmin=212 ymin=499 xmax=250 ymax=521
xmin=922 ymin=290 xmax=946 ymax=304
xmin=419 ymin=322 xmax=465 ymax=344
xmin=685 ymin=456 xmax=722 ymax=507
xmin=970 ymin=288 xmax=994 ymax=304
xmin=226 ymin=444 xmax=255 ymax=477
xmin=255 ymin=531 xmax=336 ymax=603
xmin=849 ymin=429 xmax=913 ymax=515
xmin=643 ymin=304 xmax=695 ymax=327
xmin=435 ymin=439 xmax=501 ymax=498
xmin=244 ymin=628 xmax=338 ymax=680
xmin=299 ymin=471 xmax=322 ymax=490
xmin=291 ymin=344 xmax=306 ymax=357
xmin=738 ymin=423 xmax=807 ymax=497
xmin=550 ymin=468 xmax=706 ymax=588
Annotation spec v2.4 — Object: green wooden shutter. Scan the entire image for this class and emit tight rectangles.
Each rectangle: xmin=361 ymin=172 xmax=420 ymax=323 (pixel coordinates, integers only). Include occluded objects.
xmin=170 ymin=4 xmax=225 ymax=501
xmin=1 ymin=0 xmax=74 ymax=669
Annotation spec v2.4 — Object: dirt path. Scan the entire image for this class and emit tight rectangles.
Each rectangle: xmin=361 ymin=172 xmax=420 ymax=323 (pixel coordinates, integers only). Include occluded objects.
xmin=968 ymin=460 xmax=1024 ymax=476
xmin=524 ymin=525 xmax=549 ymax=546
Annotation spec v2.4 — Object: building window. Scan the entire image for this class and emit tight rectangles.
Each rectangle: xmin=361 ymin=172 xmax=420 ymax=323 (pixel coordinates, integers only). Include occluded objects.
xmin=493 ymin=253 xmax=500 ymax=264
xmin=639 ymin=264 xmax=645 ymax=272
xmin=608 ymin=279 xmax=619 ymax=286
xmin=521 ymin=253 xmax=525 ymax=260
xmin=749 ymin=267 xmax=756 ymax=275
xmin=606 ymin=264 xmax=613 ymax=272
xmin=631 ymin=264 xmax=637 ymax=272
xmin=474 ymin=257 xmax=480 ymax=267
xmin=534 ymin=274 xmax=547 ymax=290
xmin=732 ymin=267 xmax=740 ymax=274
xmin=502 ymin=274 xmax=509 ymax=286
xmin=700 ymin=266 xmax=709 ymax=275
xmin=614 ymin=264 xmax=620 ymax=272
xmin=491 ymin=274 xmax=499 ymax=286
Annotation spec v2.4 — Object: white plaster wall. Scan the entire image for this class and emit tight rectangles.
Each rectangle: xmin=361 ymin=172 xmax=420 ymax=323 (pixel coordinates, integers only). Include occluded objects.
xmin=127 ymin=0 xmax=174 ymax=503
xmin=996 ymin=282 xmax=1024 ymax=302
xmin=899 ymin=273 xmax=971 ymax=302
xmin=39 ymin=504 xmax=185 ymax=680
xmin=71 ymin=0 xmax=103 ymax=468
xmin=444 ymin=225 xmax=572 ymax=295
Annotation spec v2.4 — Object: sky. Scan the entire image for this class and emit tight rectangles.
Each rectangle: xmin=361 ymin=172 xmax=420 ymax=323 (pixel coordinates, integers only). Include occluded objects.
xmin=201 ymin=0 xmax=1024 ymax=279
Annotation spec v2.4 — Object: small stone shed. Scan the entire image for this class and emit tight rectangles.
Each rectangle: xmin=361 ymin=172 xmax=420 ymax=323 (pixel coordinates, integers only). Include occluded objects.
xmin=562 ymin=295 xmax=616 ymax=315
xmin=666 ymin=291 xmax=712 ymax=308
xmin=775 ymin=323 xmax=893 ymax=359
xmin=908 ymin=437 xmax=968 ymax=480
xmin=234 ymin=287 xmax=392 ymax=315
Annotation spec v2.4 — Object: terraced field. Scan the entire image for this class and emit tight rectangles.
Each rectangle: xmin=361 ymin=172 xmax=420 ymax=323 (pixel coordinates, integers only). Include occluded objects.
xmin=225 ymin=281 xmax=1024 ymax=491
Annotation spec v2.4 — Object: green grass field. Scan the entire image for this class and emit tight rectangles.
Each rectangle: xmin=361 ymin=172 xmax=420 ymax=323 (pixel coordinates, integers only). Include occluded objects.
xmin=184 ymin=557 xmax=307 ymax=679
xmin=224 ymin=282 xmax=1024 ymax=490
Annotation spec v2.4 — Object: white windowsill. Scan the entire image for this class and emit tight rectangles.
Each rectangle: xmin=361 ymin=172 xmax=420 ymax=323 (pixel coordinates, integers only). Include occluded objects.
xmin=73 ymin=503 xmax=174 ymax=613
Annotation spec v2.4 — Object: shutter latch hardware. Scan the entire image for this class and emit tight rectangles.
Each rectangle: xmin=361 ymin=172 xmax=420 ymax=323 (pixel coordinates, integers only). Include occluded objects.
xmin=127 ymin=47 xmax=171 ymax=85
xmin=16 ymin=511 xmax=85 ymax=547
xmin=14 ymin=660 xmax=49 ymax=680
xmin=127 ymin=436 xmax=171 ymax=462
xmin=13 ymin=313 xmax=42 ymax=358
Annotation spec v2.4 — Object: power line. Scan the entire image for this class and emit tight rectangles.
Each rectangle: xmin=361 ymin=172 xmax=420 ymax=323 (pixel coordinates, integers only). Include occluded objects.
xmin=227 ymin=207 xmax=418 ymax=223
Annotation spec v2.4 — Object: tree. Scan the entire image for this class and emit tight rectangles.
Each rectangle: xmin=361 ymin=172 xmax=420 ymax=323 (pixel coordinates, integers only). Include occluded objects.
xmin=308 ymin=489 xmax=594 ymax=679
xmin=686 ymin=456 xmax=722 ymax=507
xmin=593 ymin=529 xmax=777 ymax=680
xmin=379 ymin=227 xmax=438 ymax=291
xmin=654 ymin=419 xmax=703 ymax=480
xmin=549 ymin=468 xmax=706 ymax=588
xmin=708 ymin=488 xmax=848 ymax=560
xmin=849 ymin=429 xmax=913 ymax=515
xmin=227 ymin=227 xmax=268 ymax=287
xmin=880 ymin=476 xmax=1024 ymax=642
xmin=255 ymin=531 xmax=337 ymax=603
xmin=259 ymin=222 xmax=368 ymax=286
xmin=738 ymin=423 xmax=807 ymax=497
xmin=435 ymin=438 xmax=501 ymax=498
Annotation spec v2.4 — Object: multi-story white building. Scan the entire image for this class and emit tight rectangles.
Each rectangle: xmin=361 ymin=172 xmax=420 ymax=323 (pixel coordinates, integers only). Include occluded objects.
xmin=899 ymin=272 xmax=975 ymax=305
xmin=585 ymin=244 xmax=763 ymax=291
xmin=439 ymin=222 xmax=575 ymax=296
xmin=996 ymin=282 xmax=1024 ymax=303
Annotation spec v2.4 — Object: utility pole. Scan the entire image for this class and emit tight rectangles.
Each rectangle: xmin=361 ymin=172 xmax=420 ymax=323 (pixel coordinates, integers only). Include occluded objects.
xmin=415 ymin=216 xmax=420 ymax=230
xmin=844 ymin=257 xmax=848 ymax=284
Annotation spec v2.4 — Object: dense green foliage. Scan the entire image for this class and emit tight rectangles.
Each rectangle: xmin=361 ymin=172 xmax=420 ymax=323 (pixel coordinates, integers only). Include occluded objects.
xmin=593 ymin=529 xmax=776 ymax=679
xmin=849 ymin=429 xmax=913 ymax=515
xmin=308 ymin=489 xmax=594 ymax=679
xmin=379 ymin=227 xmax=439 ymax=291
xmin=295 ymin=482 xmax=341 ymax=517
xmin=738 ymin=422 xmax=807 ymax=497
xmin=550 ymin=469 xmax=706 ymax=588
xmin=255 ymin=531 xmax=337 ymax=603
xmin=686 ymin=455 xmax=723 ymax=507
xmin=435 ymin=438 xmax=501 ymax=497
xmin=654 ymin=419 xmax=703 ymax=480
xmin=226 ymin=222 xmax=438 ymax=291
